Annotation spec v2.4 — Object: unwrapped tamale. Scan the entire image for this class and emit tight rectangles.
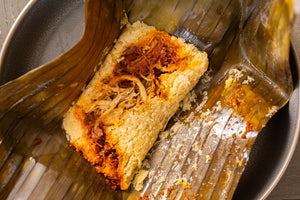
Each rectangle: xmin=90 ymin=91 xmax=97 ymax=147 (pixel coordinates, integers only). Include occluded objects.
xmin=63 ymin=21 xmax=208 ymax=190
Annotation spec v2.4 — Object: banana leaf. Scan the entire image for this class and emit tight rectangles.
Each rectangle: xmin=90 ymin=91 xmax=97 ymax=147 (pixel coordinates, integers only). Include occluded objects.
xmin=127 ymin=0 xmax=294 ymax=199
xmin=0 ymin=0 xmax=295 ymax=199
xmin=0 ymin=0 xmax=124 ymax=199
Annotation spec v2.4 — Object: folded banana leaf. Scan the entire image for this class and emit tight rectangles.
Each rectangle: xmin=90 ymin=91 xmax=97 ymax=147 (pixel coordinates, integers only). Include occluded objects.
xmin=127 ymin=0 xmax=294 ymax=199
xmin=0 ymin=0 xmax=295 ymax=199
xmin=0 ymin=0 xmax=124 ymax=199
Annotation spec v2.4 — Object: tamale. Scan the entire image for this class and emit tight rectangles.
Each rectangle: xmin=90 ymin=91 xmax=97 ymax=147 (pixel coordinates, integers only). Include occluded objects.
xmin=63 ymin=21 xmax=208 ymax=190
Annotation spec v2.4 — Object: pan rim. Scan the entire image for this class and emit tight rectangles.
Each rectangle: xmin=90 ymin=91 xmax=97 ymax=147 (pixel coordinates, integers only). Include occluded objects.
xmin=0 ymin=0 xmax=37 ymax=74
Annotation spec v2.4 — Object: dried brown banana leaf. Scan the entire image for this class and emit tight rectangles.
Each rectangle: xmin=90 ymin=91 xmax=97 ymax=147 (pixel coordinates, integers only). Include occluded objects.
xmin=0 ymin=0 xmax=124 ymax=199
xmin=130 ymin=0 xmax=294 ymax=199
